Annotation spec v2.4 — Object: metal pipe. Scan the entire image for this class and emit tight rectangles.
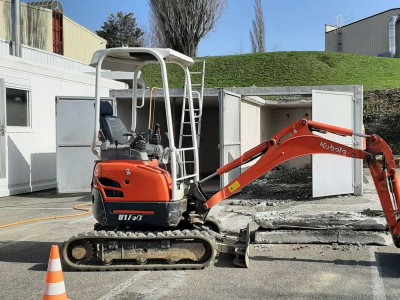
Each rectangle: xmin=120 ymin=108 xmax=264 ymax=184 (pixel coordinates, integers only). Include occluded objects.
xmin=91 ymin=53 xmax=107 ymax=158
xmin=11 ymin=0 xmax=22 ymax=57
xmin=389 ymin=15 xmax=400 ymax=58
xmin=199 ymin=172 xmax=218 ymax=184
xmin=131 ymin=68 xmax=140 ymax=132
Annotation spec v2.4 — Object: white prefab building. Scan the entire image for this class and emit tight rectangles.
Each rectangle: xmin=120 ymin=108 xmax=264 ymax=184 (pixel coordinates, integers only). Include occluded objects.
xmin=0 ymin=53 xmax=124 ymax=197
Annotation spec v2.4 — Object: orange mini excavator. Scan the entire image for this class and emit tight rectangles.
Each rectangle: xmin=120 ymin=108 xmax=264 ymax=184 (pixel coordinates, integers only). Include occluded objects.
xmin=62 ymin=48 xmax=400 ymax=271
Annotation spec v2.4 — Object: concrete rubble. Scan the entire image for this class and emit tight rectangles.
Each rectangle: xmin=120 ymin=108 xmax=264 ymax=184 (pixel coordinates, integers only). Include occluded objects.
xmin=208 ymin=168 xmax=397 ymax=248
xmin=253 ymin=211 xmax=387 ymax=231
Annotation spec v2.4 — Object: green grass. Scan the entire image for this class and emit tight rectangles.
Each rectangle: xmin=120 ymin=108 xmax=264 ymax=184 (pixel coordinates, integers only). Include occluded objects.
xmin=142 ymin=51 xmax=400 ymax=91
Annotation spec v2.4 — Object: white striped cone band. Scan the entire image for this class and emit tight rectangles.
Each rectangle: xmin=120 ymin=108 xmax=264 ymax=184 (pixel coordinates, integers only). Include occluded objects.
xmin=47 ymin=259 xmax=62 ymax=272
xmin=44 ymin=282 xmax=66 ymax=296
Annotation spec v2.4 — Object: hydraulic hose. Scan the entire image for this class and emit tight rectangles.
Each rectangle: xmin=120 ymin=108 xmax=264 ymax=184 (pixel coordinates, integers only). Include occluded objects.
xmin=0 ymin=203 xmax=92 ymax=229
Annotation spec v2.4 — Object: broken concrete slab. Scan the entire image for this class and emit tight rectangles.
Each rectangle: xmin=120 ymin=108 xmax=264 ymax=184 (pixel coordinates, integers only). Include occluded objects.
xmin=255 ymin=230 xmax=392 ymax=246
xmin=254 ymin=211 xmax=387 ymax=231
xmin=338 ymin=231 xmax=392 ymax=246
xmin=255 ymin=230 xmax=337 ymax=244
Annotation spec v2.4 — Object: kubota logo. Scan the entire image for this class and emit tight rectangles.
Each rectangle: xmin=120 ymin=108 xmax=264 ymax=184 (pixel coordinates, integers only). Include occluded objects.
xmin=320 ymin=142 xmax=347 ymax=155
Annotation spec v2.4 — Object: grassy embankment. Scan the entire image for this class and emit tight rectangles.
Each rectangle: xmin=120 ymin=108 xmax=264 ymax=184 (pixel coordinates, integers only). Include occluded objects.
xmin=143 ymin=51 xmax=400 ymax=91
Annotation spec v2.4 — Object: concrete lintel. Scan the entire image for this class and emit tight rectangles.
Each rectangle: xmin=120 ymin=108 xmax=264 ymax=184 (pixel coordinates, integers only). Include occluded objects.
xmin=338 ymin=231 xmax=392 ymax=246
xmin=242 ymin=96 xmax=265 ymax=106
xmin=255 ymin=230 xmax=392 ymax=246
xmin=226 ymin=85 xmax=363 ymax=97
xmin=110 ymin=85 xmax=363 ymax=99
xmin=255 ymin=231 xmax=338 ymax=244
xmin=263 ymin=99 xmax=312 ymax=108
xmin=254 ymin=211 xmax=388 ymax=231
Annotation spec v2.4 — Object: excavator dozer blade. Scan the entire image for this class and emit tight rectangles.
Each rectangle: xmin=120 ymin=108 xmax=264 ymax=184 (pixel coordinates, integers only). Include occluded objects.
xmin=232 ymin=223 xmax=251 ymax=268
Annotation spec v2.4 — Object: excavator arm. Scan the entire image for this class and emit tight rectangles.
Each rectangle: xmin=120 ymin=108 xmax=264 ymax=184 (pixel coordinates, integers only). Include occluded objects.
xmin=194 ymin=119 xmax=400 ymax=247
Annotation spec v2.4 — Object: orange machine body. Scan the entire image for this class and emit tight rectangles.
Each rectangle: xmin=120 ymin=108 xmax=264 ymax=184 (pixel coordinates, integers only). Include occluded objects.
xmin=93 ymin=160 xmax=172 ymax=203
xmin=91 ymin=160 xmax=185 ymax=228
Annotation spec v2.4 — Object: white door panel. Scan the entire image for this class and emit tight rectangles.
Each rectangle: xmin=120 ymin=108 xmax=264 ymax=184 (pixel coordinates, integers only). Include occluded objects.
xmin=56 ymin=97 xmax=113 ymax=193
xmin=312 ymin=90 xmax=354 ymax=197
xmin=219 ymin=90 xmax=241 ymax=188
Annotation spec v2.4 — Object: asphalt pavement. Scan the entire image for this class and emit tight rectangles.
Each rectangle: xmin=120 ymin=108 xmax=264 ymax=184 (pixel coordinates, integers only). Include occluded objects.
xmin=0 ymin=190 xmax=399 ymax=299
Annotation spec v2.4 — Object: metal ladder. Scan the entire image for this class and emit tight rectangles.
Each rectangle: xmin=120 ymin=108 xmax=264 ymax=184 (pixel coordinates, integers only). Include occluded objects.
xmin=178 ymin=59 xmax=205 ymax=149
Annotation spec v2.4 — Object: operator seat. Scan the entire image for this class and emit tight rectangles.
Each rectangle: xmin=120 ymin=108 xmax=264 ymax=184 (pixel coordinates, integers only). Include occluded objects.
xmin=100 ymin=101 xmax=129 ymax=145
xmin=99 ymin=101 xmax=151 ymax=162
xmin=99 ymin=101 xmax=131 ymax=161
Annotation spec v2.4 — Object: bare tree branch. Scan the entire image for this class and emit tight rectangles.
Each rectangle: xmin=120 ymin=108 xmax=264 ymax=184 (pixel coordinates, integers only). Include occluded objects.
xmin=250 ymin=0 xmax=265 ymax=53
xmin=149 ymin=0 xmax=226 ymax=57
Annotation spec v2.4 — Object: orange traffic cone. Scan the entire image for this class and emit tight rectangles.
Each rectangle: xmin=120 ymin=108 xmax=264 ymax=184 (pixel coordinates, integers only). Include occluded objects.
xmin=43 ymin=245 xmax=68 ymax=300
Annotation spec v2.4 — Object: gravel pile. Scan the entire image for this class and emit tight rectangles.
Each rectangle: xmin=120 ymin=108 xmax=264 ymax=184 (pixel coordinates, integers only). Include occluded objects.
xmin=232 ymin=168 xmax=312 ymax=202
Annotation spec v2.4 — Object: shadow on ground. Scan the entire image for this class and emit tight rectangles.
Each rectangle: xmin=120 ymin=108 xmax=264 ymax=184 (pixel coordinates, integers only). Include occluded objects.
xmin=375 ymin=252 xmax=400 ymax=278
xmin=17 ymin=189 xmax=90 ymax=200
xmin=214 ymin=253 xmax=237 ymax=268
xmin=0 ymin=240 xmax=61 ymax=271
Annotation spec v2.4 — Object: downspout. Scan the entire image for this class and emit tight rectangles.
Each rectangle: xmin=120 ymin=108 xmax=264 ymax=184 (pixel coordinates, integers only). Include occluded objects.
xmin=389 ymin=15 xmax=400 ymax=58
xmin=11 ymin=0 xmax=22 ymax=57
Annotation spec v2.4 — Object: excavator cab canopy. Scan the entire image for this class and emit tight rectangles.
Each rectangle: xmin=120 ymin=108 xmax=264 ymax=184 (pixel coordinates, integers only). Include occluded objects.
xmin=90 ymin=47 xmax=200 ymax=201
xmin=90 ymin=48 xmax=194 ymax=72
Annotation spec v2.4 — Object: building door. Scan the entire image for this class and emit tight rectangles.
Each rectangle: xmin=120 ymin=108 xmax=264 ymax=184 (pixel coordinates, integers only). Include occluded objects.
xmin=56 ymin=97 xmax=113 ymax=193
xmin=53 ymin=11 xmax=63 ymax=55
xmin=0 ymin=77 xmax=33 ymax=197
xmin=312 ymin=90 xmax=361 ymax=197
xmin=219 ymin=90 xmax=241 ymax=188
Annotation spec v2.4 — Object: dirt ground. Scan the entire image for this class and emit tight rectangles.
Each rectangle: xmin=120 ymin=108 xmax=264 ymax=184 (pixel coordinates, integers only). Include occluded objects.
xmin=232 ymin=168 xmax=313 ymax=204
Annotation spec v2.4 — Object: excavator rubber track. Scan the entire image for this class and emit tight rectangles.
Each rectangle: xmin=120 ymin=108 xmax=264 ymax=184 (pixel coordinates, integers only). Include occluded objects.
xmin=62 ymin=229 xmax=217 ymax=271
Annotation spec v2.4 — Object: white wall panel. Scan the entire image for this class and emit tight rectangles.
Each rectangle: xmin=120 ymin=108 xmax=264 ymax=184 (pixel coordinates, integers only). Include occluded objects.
xmin=0 ymin=54 xmax=124 ymax=196
xmin=312 ymin=90 xmax=356 ymax=197
xmin=240 ymin=100 xmax=260 ymax=172
xmin=219 ymin=90 xmax=241 ymax=188
xmin=0 ymin=39 xmax=9 ymax=55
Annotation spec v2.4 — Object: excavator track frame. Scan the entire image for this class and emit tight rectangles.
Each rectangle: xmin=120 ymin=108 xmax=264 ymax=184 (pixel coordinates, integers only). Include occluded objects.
xmin=62 ymin=229 xmax=217 ymax=271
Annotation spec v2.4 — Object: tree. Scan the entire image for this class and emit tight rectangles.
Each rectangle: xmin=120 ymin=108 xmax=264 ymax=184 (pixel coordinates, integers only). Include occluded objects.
xmin=250 ymin=0 xmax=265 ymax=53
xmin=96 ymin=12 xmax=144 ymax=48
xmin=149 ymin=0 xmax=226 ymax=57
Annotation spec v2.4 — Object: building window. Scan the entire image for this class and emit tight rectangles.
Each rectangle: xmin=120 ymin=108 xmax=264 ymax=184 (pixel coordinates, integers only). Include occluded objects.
xmin=53 ymin=11 xmax=64 ymax=55
xmin=6 ymin=88 xmax=30 ymax=127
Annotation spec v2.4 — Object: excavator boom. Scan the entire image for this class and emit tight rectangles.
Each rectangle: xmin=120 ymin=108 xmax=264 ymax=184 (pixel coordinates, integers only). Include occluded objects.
xmin=197 ymin=119 xmax=400 ymax=247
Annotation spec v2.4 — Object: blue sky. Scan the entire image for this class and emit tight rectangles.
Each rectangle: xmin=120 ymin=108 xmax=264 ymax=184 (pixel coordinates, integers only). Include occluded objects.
xmin=54 ymin=0 xmax=400 ymax=57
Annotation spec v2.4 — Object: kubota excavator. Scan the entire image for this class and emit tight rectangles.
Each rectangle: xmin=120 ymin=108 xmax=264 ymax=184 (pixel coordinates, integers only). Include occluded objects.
xmin=62 ymin=48 xmax=400 ymax=271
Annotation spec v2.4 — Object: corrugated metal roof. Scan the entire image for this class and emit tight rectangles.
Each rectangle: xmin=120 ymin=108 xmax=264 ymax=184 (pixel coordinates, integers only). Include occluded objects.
xmin=26 ymin=0 xmax=63 ymax=13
